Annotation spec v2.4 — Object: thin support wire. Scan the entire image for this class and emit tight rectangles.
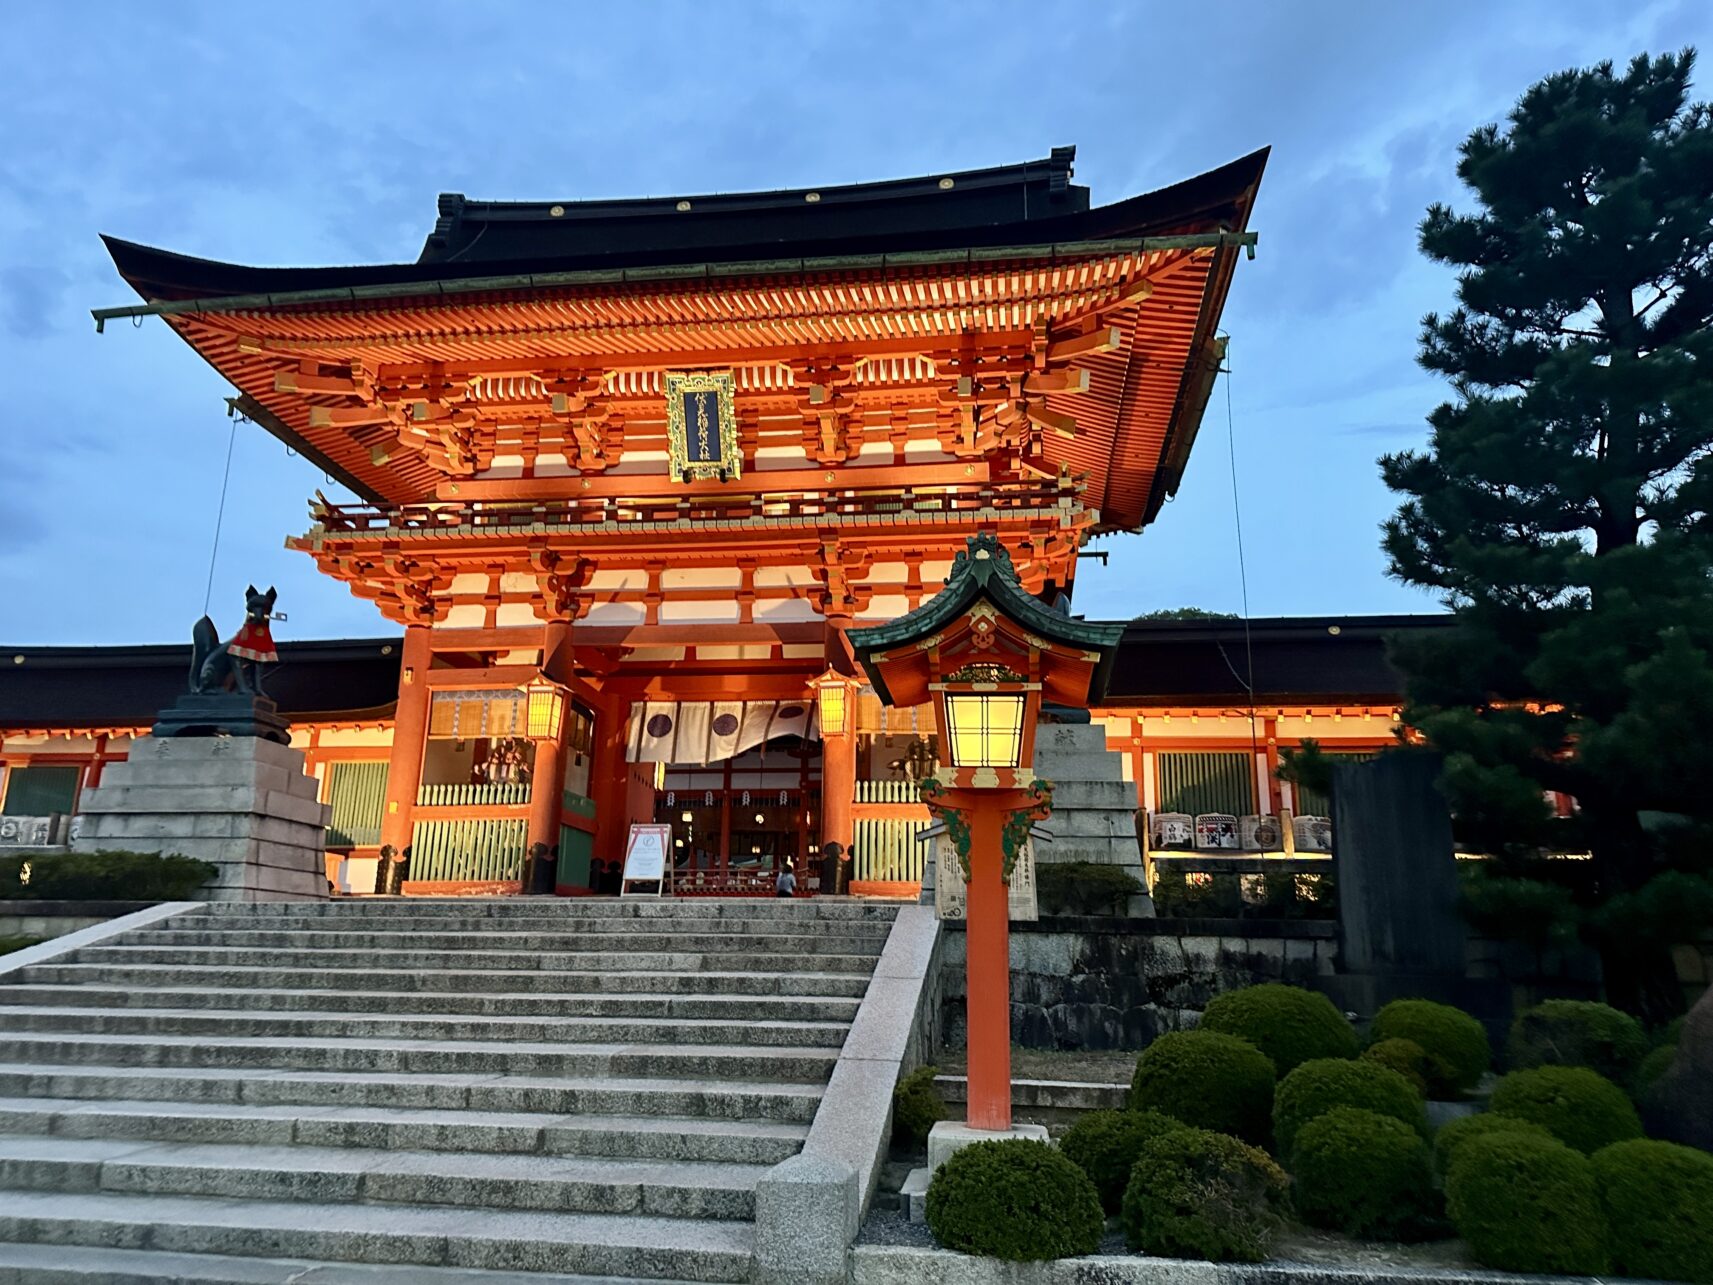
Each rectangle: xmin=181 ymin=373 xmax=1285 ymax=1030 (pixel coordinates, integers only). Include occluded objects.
xmin=202 ymin=415 xmax=240 ymax=617
xmin=1222 ymin=339 xmax=1262 ymax=774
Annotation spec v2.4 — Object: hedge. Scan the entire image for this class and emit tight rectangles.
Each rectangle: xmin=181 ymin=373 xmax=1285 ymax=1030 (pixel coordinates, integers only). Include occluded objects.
xmin=1432 ymin=1112 xmax=1555 ymax=1177
xmin=1059 ymin=1109 xmax=1182 ymax=1213
xmin=1130 ymin=1030 xmax=1276 ymax=1145
xmin=1362 ymin=1038 xmax=1431 ymax=1095
xmin=1273 ymin=1057 xmax=1425 ymax=1157
xmin=1121 ymin=1127 xmax=1288 ymax=1262
xmin=1445 ymin=1132 xmax=1609 ymax=1275
xmin=1290 ymin=1106 xmax=1439 ymax=1239
xmin=1507 ymin=1000 xmax=1650 ymax=1086
xmin=1368 ymin=998 xmax=1490 ymax=1096
xmin=1488 ymin=1065 xmax=1642 ymax=1155
xmin=1199 ymin=983 xmax=1358 ymax=1075
xmin=1591 ymin=1138 xmax=1713 ymax=1284
xmin=924 ymin=1138 xmax=1103 ymax=1262
xmin=1 ymin=850 xmax=216 ymax=901
xmin=1035 ymin=860 xmax=1143 ymax=916
xmin=891 ymin=1065 xmax=946 ymax=1146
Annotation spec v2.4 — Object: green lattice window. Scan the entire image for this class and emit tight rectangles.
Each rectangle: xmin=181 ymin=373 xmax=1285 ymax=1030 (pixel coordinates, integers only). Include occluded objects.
xmin=325 ymin=761 xmax=388 ymax=847
xmin=1156 ymin=752 xmax=1255 ymax=816
xmin=1 ymin=765 xmax=80 ymax=816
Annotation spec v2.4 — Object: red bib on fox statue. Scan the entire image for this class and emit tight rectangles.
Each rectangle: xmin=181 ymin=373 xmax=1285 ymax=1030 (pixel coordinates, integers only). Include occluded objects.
xmin=226 ymin=618 xmax=278 ymax=664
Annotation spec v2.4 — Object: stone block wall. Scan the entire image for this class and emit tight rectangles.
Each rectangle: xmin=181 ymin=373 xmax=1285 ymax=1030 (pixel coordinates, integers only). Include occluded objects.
xmin=938 ymin=917 xmax=1338 ymax=1052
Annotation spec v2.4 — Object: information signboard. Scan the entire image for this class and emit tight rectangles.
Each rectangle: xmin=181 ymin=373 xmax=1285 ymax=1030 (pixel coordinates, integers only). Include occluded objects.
xmin=620 ymin=823 xmax=673 ymax=897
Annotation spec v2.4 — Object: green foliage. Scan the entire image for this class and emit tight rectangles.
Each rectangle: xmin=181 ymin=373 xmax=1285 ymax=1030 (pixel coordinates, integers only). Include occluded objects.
xmin=1134 ymin=607 xmax=1239 ymax=621
xmin=1273 ymin=1057 xmax=1425 ymax=1157
xmin=1362 ymin=1038 xmax=1430 ymax=1095
xmin=1058 ymin=1109 xmax=1183 ymax=1214
xmin=1149 ymin=870 xmax=1336 ymax=920
xmin=1457 ymin=863 xmax=1581 ymax=953
xmin=1290 ymin=1106 xmax=1440 ymax=1239
xmin=1445 ymin=1132 xmax=1610 ymax=1275
xmin=1433 ymin=1111 xmax=1556 ymax=1177
xmin=1120 ymin=1127 xmax=1288 ymax=1263
xmin=1199 ymin=984 xmax=1358 ymax=1075
xmin=1592 ymin=1138 xmax=1713 ymax=1284
xmin=1378 ymin=49 xmax=1713 ymax=1023
xmin=923 ymin=1138 xmax=1103 ymax=1262
xmin=891 ymin=1065 xmax=946 ymax=1146
xmin=1370 ymin=997 xmax=1492 ymax=1096
xmin=1489 ymin=1065 xmax=1643 ymax=1154
xmin=1275 ymin=738 xmax=1335 ymax=798
xmin=0 ymin=935 xmax=47 ymax=956
xmin=1129 ymin=1031 xmax=1276 ymax=1145
xmin=1633 ymin=1043 xmax=1679 ymax=1099
xmin=0 ymin=850 xmax=216 ymax=902
xmin=1507 ymin=999 xmax=1650 ymax=1084
xmin=1035 ymin=860 xmax=1143 ymax=916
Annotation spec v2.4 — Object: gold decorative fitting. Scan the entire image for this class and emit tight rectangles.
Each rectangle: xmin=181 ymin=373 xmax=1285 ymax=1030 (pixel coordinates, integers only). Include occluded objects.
xmin=675 ymin=200 xmax=692 ymax=212
xmin=664 ymin=370 xmax=741 ymax=482
xmin=549 ymin=205 xmax=565 ymax=217
xmin=804 ymin=192 xmax=821 ymax=203
xmin=938 ymin=177 xmax=955 ymax=190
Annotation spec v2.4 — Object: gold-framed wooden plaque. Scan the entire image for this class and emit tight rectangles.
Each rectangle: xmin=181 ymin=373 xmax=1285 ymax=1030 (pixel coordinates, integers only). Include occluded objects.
xmin=665 ymin=370 xmax=740 ymax=482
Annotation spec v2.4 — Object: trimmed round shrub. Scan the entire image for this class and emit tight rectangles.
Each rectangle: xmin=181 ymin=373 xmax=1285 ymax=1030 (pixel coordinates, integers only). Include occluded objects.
xmin=1489 ymin=1065 xmax=1642 ymax=1155
xmin=1059 ymin=1109 xmax=1183 ymax=1213
xmin=1633 ymin=1042 xmax=1679 ymax=1099
xmin=891 ymin=1064 xmax=946 ymax=1145
xmin=1362 ymin=1038 xmax=1431 ymax=1094
xmin=1121 ymin=1127 xmax=1288 ymax=1262
xmin=1445 ymin=1132 xmax=1609 ymax=1275
xmin=1591 ymin=1138 xmax=1713 ymax=1284
xmin=1507 ymin=999 xmax=1649 ymax=1084
xmin=1130 ymin=1030 xmax=1276 ymax=1145
xmin=1273 ymin=1057 xmax=1425 ymax=1157
xmin=1199 ymin=983 xmax=1358 ymax=1074
xmin=1369 ymin=998 xmax=1490 ymax=1096
xmin=1432 ymin=1111 xmax=1555 ymax=1177
xmin=1291 ymin=1106 xmax=1439 ymax=1238
xmin=924 ymin=1138 xmax=1102 ymax=1262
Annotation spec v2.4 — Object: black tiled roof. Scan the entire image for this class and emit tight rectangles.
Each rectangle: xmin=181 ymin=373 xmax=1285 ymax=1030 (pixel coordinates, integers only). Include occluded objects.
xmin=0 ymin=638 xmax=402 ymax=729
xmin=101 ymin=148 xmax=1268 ymax=303
xmin=0 ymin=614 xmax=1450 ymax=730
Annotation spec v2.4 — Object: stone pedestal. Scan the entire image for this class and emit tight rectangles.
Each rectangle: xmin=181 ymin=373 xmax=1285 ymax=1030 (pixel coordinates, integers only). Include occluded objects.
xmin=72 ymin=735 xmax=330 ymax=902
xmin=926 ymin=1120 xmax=1049 ymax=1173
xmin=1032 ymin=721 xmax=1153 ymax=914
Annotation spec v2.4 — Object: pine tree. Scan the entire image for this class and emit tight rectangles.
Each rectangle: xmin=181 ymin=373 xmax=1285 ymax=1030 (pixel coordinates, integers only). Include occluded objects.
xmin=1381 ymin=51 xmax=1713 ymax=1020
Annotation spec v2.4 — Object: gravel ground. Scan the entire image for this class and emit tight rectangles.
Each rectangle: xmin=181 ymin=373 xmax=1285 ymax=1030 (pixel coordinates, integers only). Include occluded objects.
xmin=858 ymin=1208 xmax=1474 ymax=1270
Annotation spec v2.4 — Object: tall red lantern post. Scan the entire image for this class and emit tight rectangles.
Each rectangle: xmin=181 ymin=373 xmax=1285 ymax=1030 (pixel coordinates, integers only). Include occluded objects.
xmin=847 ymin=534 xmax=1122 ymax=1134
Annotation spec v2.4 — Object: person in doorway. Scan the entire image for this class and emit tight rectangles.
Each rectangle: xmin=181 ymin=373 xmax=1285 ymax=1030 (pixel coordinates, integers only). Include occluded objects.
xmin=775 ymin=862 xmax=797 ymax=898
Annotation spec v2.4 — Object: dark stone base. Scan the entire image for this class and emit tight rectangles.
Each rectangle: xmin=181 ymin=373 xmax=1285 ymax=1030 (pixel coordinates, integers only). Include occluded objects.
xmin=152 ymin=693 xmax=290 ymax=744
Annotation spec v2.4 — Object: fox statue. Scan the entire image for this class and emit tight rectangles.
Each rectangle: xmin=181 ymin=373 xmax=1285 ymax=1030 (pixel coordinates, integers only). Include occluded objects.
xmin=191 ymin=585 xmax=280 ymax=697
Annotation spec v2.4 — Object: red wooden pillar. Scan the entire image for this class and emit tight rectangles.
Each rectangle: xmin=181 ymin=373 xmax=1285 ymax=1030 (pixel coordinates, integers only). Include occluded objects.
xmin=379 ymin=626 xmax=432 ymax=854
xmin=526 ymin=622 xmax=570 ymax=862
xmin=84 ymin=733 xmax=109 ymax=791
xmin=588 ymin=692 xmax=632 ymax=879
xmin=820 ymin=728 xmax=855 ymax=857
xmin=962 ymin=795 xmax=1013 ymax=1131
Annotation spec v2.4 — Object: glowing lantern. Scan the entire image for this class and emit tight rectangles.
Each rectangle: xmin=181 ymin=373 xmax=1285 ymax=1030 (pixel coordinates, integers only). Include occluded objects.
xmin=524 ymin=675 xmax=568 ymax=740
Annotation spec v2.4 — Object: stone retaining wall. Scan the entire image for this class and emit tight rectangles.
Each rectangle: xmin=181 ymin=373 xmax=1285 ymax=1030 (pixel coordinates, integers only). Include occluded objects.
xmin=0 ymin=901 xmax=153 ymax=942
xmin=939 ymin=917 xmax=1338 ymax=1051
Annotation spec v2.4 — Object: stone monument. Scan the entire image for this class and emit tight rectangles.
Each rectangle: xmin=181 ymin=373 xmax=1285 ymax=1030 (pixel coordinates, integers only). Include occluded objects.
xmin=72 ymin=586 xmax=330 ymax=901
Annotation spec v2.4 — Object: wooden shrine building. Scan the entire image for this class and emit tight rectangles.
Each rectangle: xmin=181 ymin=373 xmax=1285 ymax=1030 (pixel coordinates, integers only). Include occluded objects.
xmin=4 ymin=148 xmax=1416 ymax=895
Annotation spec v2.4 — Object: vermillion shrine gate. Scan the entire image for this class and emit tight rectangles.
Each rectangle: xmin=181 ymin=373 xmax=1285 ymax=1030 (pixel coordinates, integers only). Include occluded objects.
xmin=99 ymin=146 xmax=1265 ymax=892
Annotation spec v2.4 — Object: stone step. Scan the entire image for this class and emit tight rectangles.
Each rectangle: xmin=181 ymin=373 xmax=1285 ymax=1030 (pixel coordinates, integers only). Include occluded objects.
xmin=1041 ymin=808 xmax=1143 ymax=838
xmin=0 ymin=1134 xmax=770 ymax=1219
xmin=116 ymin=928 xmax=889 ymax=955
xmin=0 ymin=1031 xmax=840 ymax=1082
xmin=160 ymin=913 xmax=898 ymax=937
xmin=1047 ymin=779 xmax=1139 ymax=810
xmin=0 ymin=1006 xmax=851 ymax=1049
xmin=195 ymin=898 xmax=895 ymax=921
xmin=70 ymin=945 xmax=882 ymax=974
xmin=0 ymin=1188 xmax=753 ymax=1281
xmin=0 ymin=984 xmax=862 ymax=1023
xmin=1031 ymin=751 xmax=1126 ymax=781
xmin=1034 ymin=837 xmax=1143 ymax=865
xmin=16 ymin=962 xmax=875 ymax=998
xmin=0 ymin=1096 xmax=808 ymax=1164
xmin=0 ymin=1064 xmax=825 ymax=1122
xmin=0 ymin=1241 xmax=710 ymax=1285
xmin=1031 ymin=722 xmax=1114 ymax=755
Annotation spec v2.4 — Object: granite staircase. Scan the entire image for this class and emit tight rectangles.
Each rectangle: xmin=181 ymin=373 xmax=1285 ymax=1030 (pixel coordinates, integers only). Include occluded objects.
xmin=0 ymin=897 xmax=899 ymax=1283
xmin=1032 ymin=721 xmax=1152 ymax=912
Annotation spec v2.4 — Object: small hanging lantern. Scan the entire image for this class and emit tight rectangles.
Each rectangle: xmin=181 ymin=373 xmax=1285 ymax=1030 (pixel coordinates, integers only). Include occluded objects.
xmin=523 ymin=675 xmax=568 ymax=740
xmin=810 ymin=667 xmax=855 ymax=737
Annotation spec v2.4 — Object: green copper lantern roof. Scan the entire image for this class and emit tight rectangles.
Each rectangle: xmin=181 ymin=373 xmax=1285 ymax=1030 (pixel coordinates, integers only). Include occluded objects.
xmin=847 ymin=533 xmax=1125 ymax=705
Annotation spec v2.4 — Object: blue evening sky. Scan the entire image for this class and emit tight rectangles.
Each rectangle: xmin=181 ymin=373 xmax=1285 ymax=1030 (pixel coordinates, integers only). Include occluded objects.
xmin=3 ymin=0 xmax=1707 ymax=645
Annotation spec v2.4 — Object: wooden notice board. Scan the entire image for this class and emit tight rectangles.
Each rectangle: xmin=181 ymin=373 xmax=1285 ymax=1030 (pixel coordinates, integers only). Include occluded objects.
xmin=620 ymin=823 xmax=673 ymax=898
